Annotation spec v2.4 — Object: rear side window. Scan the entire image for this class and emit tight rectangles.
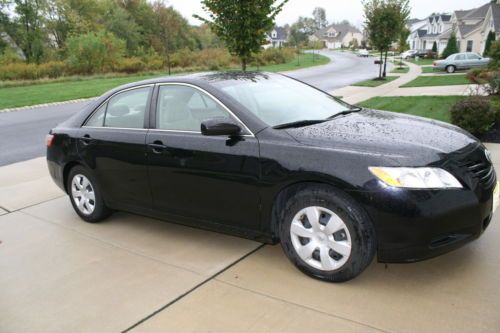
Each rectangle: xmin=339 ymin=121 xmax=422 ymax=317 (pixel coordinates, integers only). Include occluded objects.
xmin=455 ymin=54 xmax=465 ymax=61
xmin=85 ymin=87 xmax=151 ymax=129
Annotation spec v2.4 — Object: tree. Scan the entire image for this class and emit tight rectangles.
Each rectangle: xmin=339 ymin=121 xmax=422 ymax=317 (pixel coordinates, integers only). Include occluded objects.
xmin=397 ymin=26 xmax=409 ymax=66
xmin=363 ymin=0 xmax=410 ymax=78
xmin=432 ymin=41 xmax=437 ymax=54
xmin=194 ymin=0 xmax=288 ymax=71
xmin=312 ymin=7 xmax=327 ymax=29
xmin=66 ymin=31 xmax=125 ymax=73
xmin=11 ymin=0 xmax=47 ymax=63
xmin=442 ymin=32 xmax=459 ymax=59
xmin=484 ymin=30 xmax=496 ymax=57
xmin=153 ymin=1 xmax=194 ymax=74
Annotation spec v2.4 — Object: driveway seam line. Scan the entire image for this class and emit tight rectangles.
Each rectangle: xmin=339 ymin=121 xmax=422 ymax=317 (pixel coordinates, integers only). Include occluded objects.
xmin=18 ymin=209 xmax=207 ymax=276
xmin=3 ymin=194 xmax=66 ymax=213
xmin=216 ymin=278 xmax=392 ymax=333
xmin=0 ymin=205 xmax=10 ymax=212
xmin=121 ymin=243 xmax=266 ymax=333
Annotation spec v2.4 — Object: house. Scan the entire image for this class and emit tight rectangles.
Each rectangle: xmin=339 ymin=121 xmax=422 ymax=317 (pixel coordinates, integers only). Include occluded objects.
xmin=406 ymin=14 xmax=453 ymax=53
xmin=0 ymin=32 xmax=26 ymax=60
xmin=309 ymin=23 xmax=363 ymax=49
xmin=452 ymin=1 xmax=500 ymax=54
xmin=264 ymin=26 xmax=288 ymax=48
xmin=406 ymin=1 xmax=500 ymax=56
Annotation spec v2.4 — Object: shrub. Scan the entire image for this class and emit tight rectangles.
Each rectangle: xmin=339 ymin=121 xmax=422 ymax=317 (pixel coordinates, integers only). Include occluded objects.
xmin=451 ymin=96 xmax=495 ymax=135
xmin=442 ymin=32 xmax=459 ymax=59
xmin=0 ymin=61 xmax=67 ymax=80
xmin=66 ymin=31 xmax=125 ymax=74
xmin=488 ymin=40 xmax=500 ymax=69
xmin=116 ymin=57 xmax=145 ymax=73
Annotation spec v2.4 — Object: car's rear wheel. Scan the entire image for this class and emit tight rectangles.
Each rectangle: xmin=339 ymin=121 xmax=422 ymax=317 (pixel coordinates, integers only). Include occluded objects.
xmin=67 ymin=166 xmax=112 ymax=223
xmin=446 ymin=65 xmax=456 ymax=73
xmin=279 ymin=185 xmax=376 ymax=282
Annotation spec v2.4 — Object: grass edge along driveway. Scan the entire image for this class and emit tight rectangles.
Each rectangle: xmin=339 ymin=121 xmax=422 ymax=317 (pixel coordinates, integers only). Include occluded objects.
xmin=352 ymin=76 xmax=399 ymax=87
xmin=357 ymin=95 xmax=466 ymax=123
xmin=401 ymin=74 xmax=471 ymax=88
xmin=0 ymin=53 xmax=329 ymax=110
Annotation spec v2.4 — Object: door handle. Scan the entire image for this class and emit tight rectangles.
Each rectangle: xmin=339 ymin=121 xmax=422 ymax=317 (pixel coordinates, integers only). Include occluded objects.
xmin=80 ymin=134 xmax=93 ymax=145
xmin=148 ymin=140 xmax=167 ymax=154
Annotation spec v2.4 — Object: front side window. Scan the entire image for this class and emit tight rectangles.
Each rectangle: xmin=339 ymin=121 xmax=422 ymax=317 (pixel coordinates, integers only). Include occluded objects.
xmin=467 ymin=53 xmax=480 ymax=60
xmin=213 ymin=74 xmax=352 ymax=127
xmin=85 ymin=87 xmax=151 ymax=129
xmin=156 ymin=85 xmax=230 ymax=131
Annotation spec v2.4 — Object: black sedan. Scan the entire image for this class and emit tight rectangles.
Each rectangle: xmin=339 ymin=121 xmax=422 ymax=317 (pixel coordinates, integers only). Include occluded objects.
xmin=47 ymin=72 xmax=498 ymax=282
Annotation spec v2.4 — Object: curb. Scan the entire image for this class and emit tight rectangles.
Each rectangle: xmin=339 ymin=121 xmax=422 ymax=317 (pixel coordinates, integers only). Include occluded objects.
xmin=0 ymin=98 xmax=95 ymax=113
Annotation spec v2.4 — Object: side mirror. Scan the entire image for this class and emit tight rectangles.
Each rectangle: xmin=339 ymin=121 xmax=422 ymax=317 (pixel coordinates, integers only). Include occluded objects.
xmin=201 ymin=118 xmax=242 ymax=136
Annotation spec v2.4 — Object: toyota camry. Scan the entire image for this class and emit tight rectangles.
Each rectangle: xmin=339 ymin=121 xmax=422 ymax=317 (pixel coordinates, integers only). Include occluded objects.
xmin=46 ymin=72 xmax=498 ymax=282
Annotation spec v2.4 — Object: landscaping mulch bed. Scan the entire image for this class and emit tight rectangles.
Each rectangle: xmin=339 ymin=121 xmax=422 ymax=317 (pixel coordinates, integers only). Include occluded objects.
xmin=478 ymin=124 xmax=500 ymax=143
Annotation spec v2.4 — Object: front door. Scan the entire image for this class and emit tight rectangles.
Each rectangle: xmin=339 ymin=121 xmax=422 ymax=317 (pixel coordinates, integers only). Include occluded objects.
xmin=146 ymin=84 xmax=261 ymax=230
xmin=78 ymin=86 xmax=153 ymax=210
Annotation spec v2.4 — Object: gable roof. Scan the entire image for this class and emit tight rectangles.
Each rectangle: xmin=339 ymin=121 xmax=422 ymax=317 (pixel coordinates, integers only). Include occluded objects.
xmin=492 ymin=3 xmax=500 ymax=33
xmin=463 ymin=2 xmax=490 ymax=20
xmin=267 ymin=26 xmax=287 ymax=41
xmin=458 ymin=20 xmax=483 ymax=37
xmin=313 ymin=23 xmax=361 ymax=42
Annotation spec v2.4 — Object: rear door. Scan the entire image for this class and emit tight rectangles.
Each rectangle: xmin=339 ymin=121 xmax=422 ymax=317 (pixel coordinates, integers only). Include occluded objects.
xmin=146 ymin=83 xmax=261 ymax=230
xmin=454 ymin=54 xmax=467 ymax=69
xmin=78 ymin=85 xmax=153 ymax=211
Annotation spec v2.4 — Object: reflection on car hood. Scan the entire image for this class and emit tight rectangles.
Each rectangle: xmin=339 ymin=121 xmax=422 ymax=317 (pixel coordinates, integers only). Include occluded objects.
xmin=284 ymin=109 xmax=479 ymax=165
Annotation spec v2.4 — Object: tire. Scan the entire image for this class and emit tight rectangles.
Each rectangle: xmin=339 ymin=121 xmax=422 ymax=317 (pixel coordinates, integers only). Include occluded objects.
xmin=67 ymin=165 xmax=112 ymax=223
xmin=279 ymin=185 xmax=376 ymax=282
xmin=446 ymin=65 xmax=456 ymax=73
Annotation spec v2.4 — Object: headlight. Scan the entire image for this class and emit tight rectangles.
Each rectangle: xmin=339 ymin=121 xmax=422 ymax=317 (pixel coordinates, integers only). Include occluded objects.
xmin=369 ymin=167 xmax=462 ymax=189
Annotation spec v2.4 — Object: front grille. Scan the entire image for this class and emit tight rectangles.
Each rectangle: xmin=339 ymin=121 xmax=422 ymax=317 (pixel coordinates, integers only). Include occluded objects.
xmin=464 ymin=161 xmax=496 ymax=187
xmin=457 ymin=148 xmax=496 ymax=189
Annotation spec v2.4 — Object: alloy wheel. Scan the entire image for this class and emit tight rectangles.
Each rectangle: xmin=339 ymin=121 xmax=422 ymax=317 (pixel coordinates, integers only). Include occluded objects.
xmin=289 ymin=206 xmax=352 ymax=271
xmin=71 ymin=174 xmax=96 ymax=215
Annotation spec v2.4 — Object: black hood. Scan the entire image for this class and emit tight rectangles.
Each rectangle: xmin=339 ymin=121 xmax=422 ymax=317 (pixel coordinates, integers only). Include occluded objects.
xmin=284 ymin=109 xmax=480 ymax=166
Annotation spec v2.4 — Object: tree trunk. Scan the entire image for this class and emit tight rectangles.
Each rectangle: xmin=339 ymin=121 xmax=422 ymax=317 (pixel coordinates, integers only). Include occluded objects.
xmin=378 ymin=51 xmax=383 ymax=79
xmin=241 ymin=57 xmax=247 ymax=71
xmin=383 ymin=50 xmax=388 ymax=78
xmin=167 ymin=52 xmax=171 ymax=75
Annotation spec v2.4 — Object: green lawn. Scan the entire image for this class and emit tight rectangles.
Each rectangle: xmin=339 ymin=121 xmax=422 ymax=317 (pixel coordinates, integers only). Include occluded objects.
xmin=248 ymin=53 xmax=329 ymax=72
xmin=352 ymin=76 xmax=399 ymax=87
xmin=0 ymin=53 xmax=329 ymax=109
xmin=405 ymin=58 xmax=436 ymax=66
xmin=391 ymin=66 xmax=409 ymax=74
xmin=401 ymin=74 xmax=471 ymax=87
xmin=358 ymin=96 xmax=466 ymax=122
xmin=421 ymin=66 xmax=437 ymax=73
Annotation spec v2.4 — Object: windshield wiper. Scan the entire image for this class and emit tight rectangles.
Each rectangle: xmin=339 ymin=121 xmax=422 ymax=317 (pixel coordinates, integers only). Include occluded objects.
xmin=273 ymin=119 xmax=326 ymax=129
xmin=327 ymin=107 xmax=362 ymax=120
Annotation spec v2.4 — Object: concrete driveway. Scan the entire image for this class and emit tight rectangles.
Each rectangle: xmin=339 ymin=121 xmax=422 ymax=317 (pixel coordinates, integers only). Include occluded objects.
xmin=1 ymin=147 xmax=500 ymax=332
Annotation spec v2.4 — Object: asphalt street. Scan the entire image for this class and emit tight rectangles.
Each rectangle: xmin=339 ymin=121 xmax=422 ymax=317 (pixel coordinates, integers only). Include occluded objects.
xmin=0 ymin=51 xmax=385 ymax=166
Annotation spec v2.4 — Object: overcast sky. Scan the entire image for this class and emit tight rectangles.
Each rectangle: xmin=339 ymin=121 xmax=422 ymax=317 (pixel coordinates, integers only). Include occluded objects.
xmin=170 ymin=0 xmax=488 ymax=28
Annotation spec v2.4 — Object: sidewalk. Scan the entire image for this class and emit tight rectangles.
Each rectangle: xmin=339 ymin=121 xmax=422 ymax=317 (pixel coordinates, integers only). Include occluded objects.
xmin=332 ymin=61 xmax=479 ymax=103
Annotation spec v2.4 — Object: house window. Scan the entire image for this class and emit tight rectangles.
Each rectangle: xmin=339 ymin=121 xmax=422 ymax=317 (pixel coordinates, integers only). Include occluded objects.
xmin=272 ymin=31 xmax=277 ymax=38
xmin=466 ymin=40 xmax=473 ymax=52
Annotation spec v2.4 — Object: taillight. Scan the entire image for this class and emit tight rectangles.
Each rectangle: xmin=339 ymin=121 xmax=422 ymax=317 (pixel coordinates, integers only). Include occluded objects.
xmin=46 ymin=134 xmax=55 ymax=148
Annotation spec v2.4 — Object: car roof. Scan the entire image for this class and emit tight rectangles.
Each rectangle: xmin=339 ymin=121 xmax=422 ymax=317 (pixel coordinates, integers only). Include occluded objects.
xmin=118 ymin=71 xmax=280 ymax=90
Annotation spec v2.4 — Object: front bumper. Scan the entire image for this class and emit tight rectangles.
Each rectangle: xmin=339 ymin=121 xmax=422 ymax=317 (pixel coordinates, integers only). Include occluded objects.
xmin=351 ymin=183 xmax=496 ymax=263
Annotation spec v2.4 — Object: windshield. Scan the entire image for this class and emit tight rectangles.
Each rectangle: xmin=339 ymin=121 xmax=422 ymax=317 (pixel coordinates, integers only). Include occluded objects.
xmin=213 ymin=74 xmax=353 ymax=127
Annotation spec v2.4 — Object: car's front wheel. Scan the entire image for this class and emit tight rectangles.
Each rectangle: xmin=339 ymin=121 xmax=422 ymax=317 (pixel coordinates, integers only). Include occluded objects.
xmin=446 ymin=65 xmax=456 ymax=73
xmin=279 ymin=185 xmax=376 ymax=282
xmin=67 ymin=165 xmax=112 ymax=223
